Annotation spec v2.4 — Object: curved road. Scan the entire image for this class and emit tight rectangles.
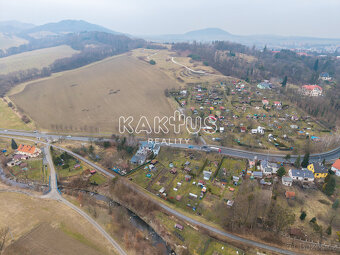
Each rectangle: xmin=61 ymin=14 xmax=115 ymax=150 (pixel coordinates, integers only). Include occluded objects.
xmin=0 ymin=129 xmax=339 ymax=163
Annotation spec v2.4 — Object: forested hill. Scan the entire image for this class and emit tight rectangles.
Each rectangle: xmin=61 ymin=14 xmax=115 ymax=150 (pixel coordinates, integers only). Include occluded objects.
xmin=172 ymin=41 xmax=340 ymax=85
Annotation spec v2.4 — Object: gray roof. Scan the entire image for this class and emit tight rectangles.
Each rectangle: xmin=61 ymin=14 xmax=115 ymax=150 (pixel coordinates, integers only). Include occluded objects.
xmin=291 ymin=169 xmax=314 ymax=178
xmin=282 ymin=176 xmax=292 ymax=182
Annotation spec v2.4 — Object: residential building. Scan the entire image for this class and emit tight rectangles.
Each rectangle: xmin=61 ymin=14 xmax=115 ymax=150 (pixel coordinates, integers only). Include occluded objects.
xmin=130 ymin=141 xmax=160 ymax=165
xmin=331 ymin=159 xmax=340 ymax=176
xmin=289 ymin=169 xmax=314 ymax=182
xmin=282 ymin=176 xmax=293 ymax=186
xmin=203 ymin=171 xmax=212 ymax=180
xmin=257 ymin=81 xmax=272 ymax=89
xmin=260 ymin=160 xmax=279 ymax=175
xmin=307 ymin=162 xmax=328 ymax=178
xmin=253 ymin=171 xmax=263 ymax=179
xmin=251 ymin=126 xmax=264 ymax=135
xmin=285 ymin=191 xmax=296 ymax=199
xmin=319 ymin=72 xmax=331 ymax=81
xmin=17 ymin=144 xmax=41 ymax=158
xmin=301 ymin=85 xmax=322 ymax=97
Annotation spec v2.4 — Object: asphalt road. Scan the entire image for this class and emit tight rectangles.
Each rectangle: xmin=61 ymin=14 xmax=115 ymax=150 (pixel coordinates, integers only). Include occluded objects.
xmin=0 ymin=129 xmax=339 ymax=163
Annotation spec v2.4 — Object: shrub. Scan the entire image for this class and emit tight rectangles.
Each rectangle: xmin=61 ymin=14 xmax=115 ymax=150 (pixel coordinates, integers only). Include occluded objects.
xmin=326 ymin=226 xmax=332 ymax=235
xmin=310 ymin=217 xmax=317 ymax=223
xmin=332 ymin=199 xmax=339 ymax=209
xmin=149 ymin=59 xmax=156 ymax=65
xmin=300 ymin=211 xmax=306 ymax=220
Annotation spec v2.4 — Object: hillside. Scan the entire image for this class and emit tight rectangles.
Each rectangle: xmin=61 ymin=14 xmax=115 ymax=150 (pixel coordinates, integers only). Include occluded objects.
xmin=10 ymin=54 xmax=179 ymax=133
xmin=0 ymin=45 xmax=79 ymax=74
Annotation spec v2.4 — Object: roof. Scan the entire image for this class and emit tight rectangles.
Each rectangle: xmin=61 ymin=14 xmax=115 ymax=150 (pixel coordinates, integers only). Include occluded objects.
xmin=311 ymin=162 xmax=328 ymax=174
xmin=302 ymin=85 xmax=322 ymax=91
xmin=282 ymin=176 xmax=292 ymax=182
xmin=320 ymin=72 xmax=329 ymax=77
xmin=332 ymin=159 xmax=340 ymax=170
xmin=17 ymin=144 xmax=36 ymax=154
xmin=290 ymin=169 xmax=314 ymax=179
xmin=285 ymin=191 xmax=296 ymax=198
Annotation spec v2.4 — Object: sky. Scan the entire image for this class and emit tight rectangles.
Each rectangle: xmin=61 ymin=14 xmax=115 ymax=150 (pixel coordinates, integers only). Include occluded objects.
xmin=1 ymin=0 xmax=340 ymax=38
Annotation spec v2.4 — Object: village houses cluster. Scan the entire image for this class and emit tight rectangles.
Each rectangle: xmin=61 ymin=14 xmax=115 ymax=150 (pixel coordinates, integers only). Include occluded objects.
xmin=6 ymin=144 xmax=41 ymax=167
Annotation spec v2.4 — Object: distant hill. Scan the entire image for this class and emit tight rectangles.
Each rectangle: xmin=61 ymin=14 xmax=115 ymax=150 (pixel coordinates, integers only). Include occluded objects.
xmin=23 ymin=20 xmax=119 ymax=36
xmin=142 ymin=27 xmax=340 ymax=50
xmin=0 ymin=20 xmax=35 ymax=34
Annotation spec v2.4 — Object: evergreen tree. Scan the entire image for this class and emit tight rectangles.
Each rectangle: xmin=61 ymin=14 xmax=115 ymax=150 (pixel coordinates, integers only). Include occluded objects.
xmin=313 ymin=59 xmax=319 ymax=72
xmin=326 ymin=226 xmax=332 ymax=235
xmin=301 ymin=153 xmax=310 ymax=168
xmin=281 ymin=76 xmax=288 ymax=87
xmin=324 ymin=176 xmax=336 ymax=196
xmin=300 ymin=211 xmax=307 ymax=220
xmin=294 ymin=155 xmax=301 ymax=168
xmin=11 ymin=139 xmax=18 ymax=150
xmin=277 ymin=166 xmax=286 ymax=177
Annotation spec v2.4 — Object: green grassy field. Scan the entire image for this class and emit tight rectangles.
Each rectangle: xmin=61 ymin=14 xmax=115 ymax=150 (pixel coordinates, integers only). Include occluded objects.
xmin=0 ymin=99 xmax=35 ymax=130
xmin=0 ymin=45 xmax=79 ymax=74
xmin=10 ymin=158 xmax=47 ymax=182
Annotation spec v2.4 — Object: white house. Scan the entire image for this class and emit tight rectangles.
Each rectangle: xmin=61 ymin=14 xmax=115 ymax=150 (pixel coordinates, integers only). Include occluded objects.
xmin=331 ymin=159 xmax=340 ymax=176
xmin=282 ymin=176 xmax=293 ymax=186
xmin=289 ymin=169 xmax=314 ymax=182
xmin=251 ymin=126 xmax=264 ymax=135
xmin=319 ymin=72 xmax=332 ymax=81
xmin=301 ymin=85 xmax=322 ymax=97
xmin=260 ymin=160 xmax=279 ymax=175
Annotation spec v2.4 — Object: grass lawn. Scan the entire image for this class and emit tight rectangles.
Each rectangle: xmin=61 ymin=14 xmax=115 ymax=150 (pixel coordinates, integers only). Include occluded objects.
xmin=11 ymin=158 xmax=47 ymax=183
xmin=0 ymin=99 xmax=34 ymax=130
xmin=89 ymin=173 xmax=107 ymax=185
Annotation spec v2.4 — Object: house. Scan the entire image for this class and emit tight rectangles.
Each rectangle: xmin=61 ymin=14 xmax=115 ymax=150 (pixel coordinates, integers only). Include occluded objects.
xmin=282 ymin=176 xmax=293 ymax=186
xmin=13 ymin=154 xmax=29 ymax=161
xmin=319 ymin=72 xmax=331 ymax=81
xmin=273 ymin=101 xmax=282 ymax=108
xmin=257 ymin=81 xmax=272 ymax=89
xmin=17 ymin=144 xmax=41 ymax=157
xmin=240 ymin=126 xmax=246 ymax=133
xmin=253 ymin=171 xmax=263 ymax=179
xmin=289 ymin=169 xmax=314 ymax=182
xmin=307 ymin=162 xmax=328 ymax=178
xmin=7 ymin=160 xmax=16 ymax=167
xmin=185 ymin=175 xmax=192 ymax=181
xmin=260 ymin=160 xmax=279 ymax=175
xmin=262 ymin=99 xmax=269 ymax=106
xmin=290 ymin=125 xmax=298 ymax=129
xmin=251 ymin=126 xmax=264 ymax=135
xmin=248 ymin=159 xmax=255 ymax=169
xmin=285 ymin=191 xmax=296 ymax=199
xmin=203 ymin=171 xmax=212 ymax=180
xmin=174 ymin=224 xmax=184 ymax=231
xmin=331 ymin=159 xmax=340 ymax=176
xmin=301 ymin=85 xmax=322 ymax=97
xmin=131 ymin=141 xmax=160 ymax=165
xmin=170 ymin=168 xmax=177 ymax=174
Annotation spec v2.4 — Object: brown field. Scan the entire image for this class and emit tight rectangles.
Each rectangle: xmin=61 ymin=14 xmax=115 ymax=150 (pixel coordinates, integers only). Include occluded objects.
xmin=10 ymin=53 xmax=179 ymax=133
xmin=0 ymin=45 xmax=79 ymax=74
xmin=0 ymin=191 xmax=114 ymax=254
xmin=0 ymin=33 xmax=28 ymax=50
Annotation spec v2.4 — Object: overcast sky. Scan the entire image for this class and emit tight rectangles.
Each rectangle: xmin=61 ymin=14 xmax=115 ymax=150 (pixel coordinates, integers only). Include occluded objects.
xmin=1 ymin=0 xmax=340 ymax=38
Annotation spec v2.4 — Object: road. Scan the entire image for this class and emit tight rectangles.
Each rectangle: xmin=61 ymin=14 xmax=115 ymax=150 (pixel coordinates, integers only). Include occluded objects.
xmin=0 ymin=134 xmax=336 ymax=254
xmin=0 ymin=137 xmax=126 ymax=255
xmin=0 ymin=129 xmax=339 ymax=163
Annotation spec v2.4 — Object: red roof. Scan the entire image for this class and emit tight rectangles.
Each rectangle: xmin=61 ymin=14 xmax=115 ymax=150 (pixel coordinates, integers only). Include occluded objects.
xmin=302 ymin=85 xmax=322 ymax=91
xmin=17 ymin=144 xmax=36 ymax=155
xmin=332 ymin=159 xmax=340 ymax=170
xmin=285 ymin=191 xmax=296 ymax=198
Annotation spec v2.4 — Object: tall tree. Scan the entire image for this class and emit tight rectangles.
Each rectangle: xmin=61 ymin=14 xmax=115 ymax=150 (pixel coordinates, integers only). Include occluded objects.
xmin=281 ymin=76 xmax=288 ymax=87
xmin=313 ymin=59 xmax=319 ymax=72
xmin=294 ymin=155 xmax=301 ymax=168
xmin=11 ymin=139 xmax=18 ymax=150
xmin=301 ymin=153 xmax=310 ymax=168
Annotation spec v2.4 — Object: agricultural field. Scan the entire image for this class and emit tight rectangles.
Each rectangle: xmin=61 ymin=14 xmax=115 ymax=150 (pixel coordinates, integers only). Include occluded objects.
xmin=0 ymin=191 xmax=114 ymax=254
xmin=0 ymin=45 xmax=79 ymax=74
xmin=0 ymin=33 xmax=27 ymax=50
xmin=10 ymin=54 xmax=179 ymax=133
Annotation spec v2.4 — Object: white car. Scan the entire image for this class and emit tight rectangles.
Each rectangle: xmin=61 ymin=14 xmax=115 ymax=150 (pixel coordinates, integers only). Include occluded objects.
xmin=66 ymin=135 xmax=72 ymax=138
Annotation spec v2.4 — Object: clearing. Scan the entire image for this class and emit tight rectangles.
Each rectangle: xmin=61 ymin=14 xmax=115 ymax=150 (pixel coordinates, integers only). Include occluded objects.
xmin=10 ymin=53 xmax=179 ymax=133
xmin=0 ymin=45 xmax=79 ymax=74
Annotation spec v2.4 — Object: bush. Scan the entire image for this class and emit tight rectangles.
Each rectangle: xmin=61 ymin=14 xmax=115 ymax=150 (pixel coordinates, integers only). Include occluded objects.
xmin=62 ymin=164 xmax=70 ymax=169
xmin=326 ymin=226 xmax=332 ymax=235
xmin=310 ymin=217 xmax=317 ymax=223
xmin=300 ymin=211 xmax=307 ymax=220
xmin=149 ymin=59 xmax=156 ymax=65
xmin=332 ymin=199 xmax=339 ymax=209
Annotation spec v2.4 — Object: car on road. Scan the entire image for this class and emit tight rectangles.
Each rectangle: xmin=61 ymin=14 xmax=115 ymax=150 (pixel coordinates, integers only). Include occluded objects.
xmin=188 ymin=145 xmax=194 ymax=149
xmin=66 ymin=135 xmax=72 ymax=138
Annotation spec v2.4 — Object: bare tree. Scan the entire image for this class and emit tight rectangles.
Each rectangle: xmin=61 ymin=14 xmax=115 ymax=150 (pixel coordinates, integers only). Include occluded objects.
xmin=0 ymin=226 xmax=9 ymax=253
